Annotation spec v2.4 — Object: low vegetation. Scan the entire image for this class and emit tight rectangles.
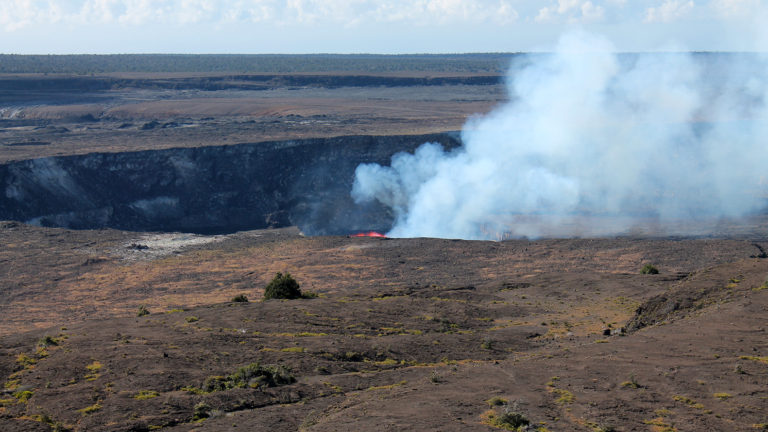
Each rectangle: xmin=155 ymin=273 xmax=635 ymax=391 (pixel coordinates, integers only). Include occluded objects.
xmin=620 ymin=374 xmax=643 ymax=389
xmin=0 ymin=53 xmax=510 ymax=74
xmin=673 ymin=395 xmax=706 ymax=410
xmin=546 ymin=376 xmax=575 ymax=404
xmin=481 ymin=338 xmax=494 ymax=350
xmin=644 ymin=417 xmax=678 ymax=431
xmin=136 ymin=305 xmax=150 ymax=317
xmin=487 ymin=397 xmax=508 ymax=407
xmin=552 ymin=388 xmax=575 ymax=404
xmin=133 ymin=390 xmax=160 ymax=400
xmin=264 ymin=272 xmax=316 ymax=300
xmin=15 ymin=353 xmax=36 ymax=367
xmin=231 ymin=294 xmax=249 ymax=303
xmin=13 ymin=390 xmax=33 ymax=402
xmin=641 ymin=264 xmax=659 ymax=275
xmin=77 ymin=403 xmax=102 ymax=415
xmin=38 ymin=335 xmax=60 ymax=347
xmin=201 ymin=363 xmax=295 ymax=392
xmin=739 ymin=355 xmax=768 ymax=364
xmin=483 ymin=401 xmax=531 ymax=431
xmin=429 ymin=370 xmax=443 ymax=384
xmin=84 ymin=360 xmax=103 ymax=381
xmin=193 ymin=402 xmax=211 ymax=421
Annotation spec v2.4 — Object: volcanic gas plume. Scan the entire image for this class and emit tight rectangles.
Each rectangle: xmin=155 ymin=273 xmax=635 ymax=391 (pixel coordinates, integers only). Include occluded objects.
xmin=352 ymin=31 xmax=768 ymax=239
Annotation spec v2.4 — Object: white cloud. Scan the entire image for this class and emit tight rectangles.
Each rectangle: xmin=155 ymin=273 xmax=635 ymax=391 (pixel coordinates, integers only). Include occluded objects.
xmin=116 ymin=0 xmax=164 ymax=26
xmin=0 ymin=0 xmax=521 ymax=31
xmin=644 ymin=0 xmax=695 ymax=23
xmin=556 ymin=0 xmax=581 ymax=14
xmin=536 ymin=0 xmax=605 ymax=23
xmin=175 ymin=0 xmax=218 ymax=24
xmin=423 ymin=0 xmax=519 ymax=25
xmin=0 ymin=0 xmax=44 ymax=31
xmin=708 ymin=0 xmax=768 ymax=50
xmin=77 ymin=0 xmax=119 ymax=24
xmin=710 ymin=0 xmax=755 ymax=16
xmin=581 ymin=1 xmax=605 ymax=21
xmin=1 ymin=0 xmax=763 ymax=53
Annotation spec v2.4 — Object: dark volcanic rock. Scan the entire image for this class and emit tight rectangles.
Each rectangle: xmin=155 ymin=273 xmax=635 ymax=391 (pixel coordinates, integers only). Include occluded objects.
xmin=140 ymin=120 xmax=160 ymax=130
xmin=626 ymin=261 xmax=756 ymax=332
xmin=0 ymin=133 xmax=461 ymax=235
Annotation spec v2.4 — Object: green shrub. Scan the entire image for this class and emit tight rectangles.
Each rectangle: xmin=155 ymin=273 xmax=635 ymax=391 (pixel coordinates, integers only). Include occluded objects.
xmin=201 ymin=376 xmax=228 ymax=393
xmin=16 ymin=353 xmax=36 ymax=367
xmin=202 ymin=363 xmax=295 ymax=392
xmin=231 ymin=294 xmax=249 ymax=303
xmin=640 ymin=264 xmax=659 ymax=275
xmin=137 ymin=305 xmax=150 ymax=317
xmin=486 ymin=397 xmax=508 ymax=406
xmin=621 ymin=374 xmax=642 ymax=389
xmin=496 ymin=411 xmax=529 ymax=430
xmin=38 ymin=335 xmax=59 ymax=347
xmin=430 ymin=370 xmax=443 ymax=383
xmin=193 ymin=402 xmax=210 ymax=421
xmin=481 ymin=338 xmax=494 ymax=350
xmin=231 ymin=363 xmax=295 ymax=387
xmin=490 ymin=402 xmax=530 ymax=430
xmin=264 ymin=272 xmax=303 ymax=300
xmin=13 ymin=390 xmax=33 ymax=402
xmin=31 ymin=414 xmax=66 ymax=432
xmin=77 ymin=403 xmax=101 ymax=415
xmin=133 ymin=390 xmax=159 ymax=400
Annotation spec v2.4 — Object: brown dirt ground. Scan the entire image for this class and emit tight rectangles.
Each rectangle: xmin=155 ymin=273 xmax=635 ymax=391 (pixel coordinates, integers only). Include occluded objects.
xmin=1 ymin=222 xmax=767 ymax=431
xmin=0 ymin=75 xmax=503 ymax=163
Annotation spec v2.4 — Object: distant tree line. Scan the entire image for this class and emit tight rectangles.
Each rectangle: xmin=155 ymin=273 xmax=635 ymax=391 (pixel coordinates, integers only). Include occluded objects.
xmin=0 ymin=53 xmax=519 ymax=74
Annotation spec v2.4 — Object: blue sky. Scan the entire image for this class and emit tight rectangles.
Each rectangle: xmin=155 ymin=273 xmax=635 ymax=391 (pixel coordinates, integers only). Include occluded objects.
xmin=1 ymin=0 xmax=766 ymax=54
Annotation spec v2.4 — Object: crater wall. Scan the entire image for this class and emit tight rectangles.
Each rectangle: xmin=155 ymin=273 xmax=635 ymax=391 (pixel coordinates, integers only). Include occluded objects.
xmin=0 ymin=132 xmax=461 ymax=235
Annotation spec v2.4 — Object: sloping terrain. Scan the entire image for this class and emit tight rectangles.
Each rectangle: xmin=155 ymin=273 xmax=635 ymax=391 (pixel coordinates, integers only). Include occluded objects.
xmin=1 ymin=223 xmax=767 ymax=431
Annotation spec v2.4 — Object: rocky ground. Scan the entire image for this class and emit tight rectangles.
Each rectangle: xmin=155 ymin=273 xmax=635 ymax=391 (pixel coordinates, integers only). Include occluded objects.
xmin=0 ymin=73 xmax=503 ymax=163
xmin=1 ymin=222 xmax=767 ymax=431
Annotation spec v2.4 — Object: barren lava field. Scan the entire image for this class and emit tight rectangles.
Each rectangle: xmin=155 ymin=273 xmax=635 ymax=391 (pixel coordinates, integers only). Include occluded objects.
xmin=1 ymin=223 xmax=767 ymax=431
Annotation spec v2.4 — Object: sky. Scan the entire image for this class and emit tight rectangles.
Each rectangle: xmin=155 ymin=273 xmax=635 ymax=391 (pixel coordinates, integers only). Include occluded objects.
xmin=0 ymin=0 xmax=766 ymax=54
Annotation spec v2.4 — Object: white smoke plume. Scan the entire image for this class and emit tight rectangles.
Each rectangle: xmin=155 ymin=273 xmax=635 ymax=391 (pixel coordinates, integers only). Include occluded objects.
xmin=352 ymin=31 xmax=768 ymax=239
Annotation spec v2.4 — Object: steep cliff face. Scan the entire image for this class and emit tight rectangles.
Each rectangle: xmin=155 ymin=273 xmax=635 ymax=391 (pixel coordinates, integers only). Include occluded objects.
xmin=0 ymin=133 xmax=460 ymax=235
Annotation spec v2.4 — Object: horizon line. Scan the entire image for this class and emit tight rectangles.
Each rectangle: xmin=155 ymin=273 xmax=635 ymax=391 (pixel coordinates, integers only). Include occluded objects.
xmin=1 ymin=51 xmax=766 ymax=56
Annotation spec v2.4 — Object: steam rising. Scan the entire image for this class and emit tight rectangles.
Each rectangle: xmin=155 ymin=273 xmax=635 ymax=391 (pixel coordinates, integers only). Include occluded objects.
xmin=352 ymin=31 xmax=768 ymax=239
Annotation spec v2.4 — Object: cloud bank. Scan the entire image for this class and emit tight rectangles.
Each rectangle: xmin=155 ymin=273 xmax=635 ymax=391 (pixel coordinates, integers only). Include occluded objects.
xmin=352 ymin=31 xmax=768 ymax=239
xmin=0 ymin=0 xmax=520 ymax=31
xmin=3 ymin=1 xmax=767 ymax=53
xmin=1 ymin=0 xmax=763 ymax=31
